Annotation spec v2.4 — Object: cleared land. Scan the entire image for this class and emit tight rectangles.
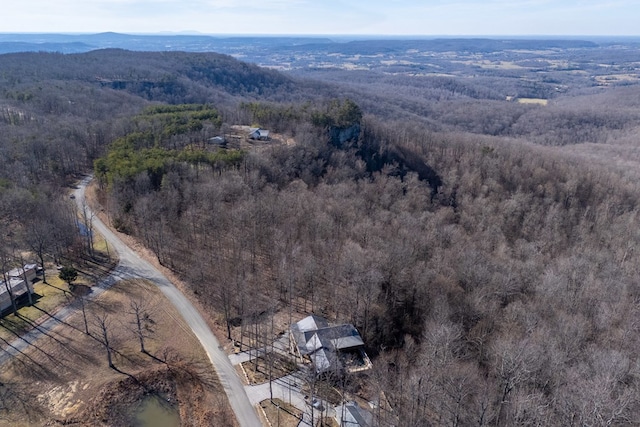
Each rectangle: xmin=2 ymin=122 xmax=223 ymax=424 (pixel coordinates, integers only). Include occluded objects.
xmin=517 ymin=97 xmax=549 ymax=105
xmin=0 ymin=278 xmax=236 ymax=427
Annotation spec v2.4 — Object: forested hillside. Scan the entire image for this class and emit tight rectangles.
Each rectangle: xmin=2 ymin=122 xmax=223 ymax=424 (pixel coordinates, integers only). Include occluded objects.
xmin=95 ymin=96 xmax=640 ymax=424
xmin=0 ymin=49 xmax=313 ymax=265
xmin=3 ymin=47 xmax=640 ymax=425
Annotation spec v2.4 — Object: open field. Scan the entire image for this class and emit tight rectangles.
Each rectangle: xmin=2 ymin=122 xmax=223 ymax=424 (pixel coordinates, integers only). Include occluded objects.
xmin=0 ymin=279 xmax=235 ymax=427
xmin=594 ymin=73 xmax=640 ymax=85
xmin=517 ymin=97 xmax=549 ymax=105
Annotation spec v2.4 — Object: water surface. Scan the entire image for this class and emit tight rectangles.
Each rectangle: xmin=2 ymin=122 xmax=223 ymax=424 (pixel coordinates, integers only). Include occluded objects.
xmin=135 ymin=394 xmax=180 ymax=427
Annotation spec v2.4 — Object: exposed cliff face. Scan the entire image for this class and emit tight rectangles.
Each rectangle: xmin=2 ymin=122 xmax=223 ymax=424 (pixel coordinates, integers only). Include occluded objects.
xmin=329 ymin=123 xmax=361 ymax=148
xmin=356 ymin=125 xmax=442 ymax=196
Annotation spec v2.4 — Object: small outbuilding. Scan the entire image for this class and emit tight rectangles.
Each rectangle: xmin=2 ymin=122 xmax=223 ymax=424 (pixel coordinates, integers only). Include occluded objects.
xmin=208 ymin=136 xmax=227 ymax=146
xmin=248 ymin=128 xmax=270 ymax=141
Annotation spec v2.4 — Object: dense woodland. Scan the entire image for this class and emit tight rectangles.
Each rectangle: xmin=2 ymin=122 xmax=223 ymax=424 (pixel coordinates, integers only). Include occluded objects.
xmin=3 ymin=46 xmax=640 ymax=425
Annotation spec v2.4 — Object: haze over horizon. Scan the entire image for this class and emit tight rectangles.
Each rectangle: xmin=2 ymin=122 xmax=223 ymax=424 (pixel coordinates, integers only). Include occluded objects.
xmin=2 ymin=0 xmax=639 ymax=37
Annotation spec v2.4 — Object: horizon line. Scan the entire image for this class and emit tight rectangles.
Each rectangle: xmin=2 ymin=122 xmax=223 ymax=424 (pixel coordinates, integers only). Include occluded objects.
xmin=1 ymin=32 xmax=639 ymax=39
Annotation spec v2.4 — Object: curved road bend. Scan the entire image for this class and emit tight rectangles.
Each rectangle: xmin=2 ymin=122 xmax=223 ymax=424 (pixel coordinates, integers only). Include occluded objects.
xmin=0 ymin=177 xmax=262 ymax=427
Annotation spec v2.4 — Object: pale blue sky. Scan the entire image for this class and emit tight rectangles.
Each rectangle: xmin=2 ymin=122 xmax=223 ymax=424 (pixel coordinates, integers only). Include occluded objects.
xmin=2 ymin=0 xmax=638 ymax=35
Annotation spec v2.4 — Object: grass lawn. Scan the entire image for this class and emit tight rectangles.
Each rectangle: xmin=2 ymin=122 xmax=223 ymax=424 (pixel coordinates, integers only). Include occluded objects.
xmin=317 ymin=418 xmax=339 ymax=427
xmin=241 ymin=354 xmax=298 ymax=385
xmin=0 ymin=223 xmax=116 ymax=343
xmin=302 ymin=380 xmax=344 ymax=406
xmin=0 ymin=275 xmax=73 ymax=342
xmin=259 ymin=398 xmax=302 ymax=427
xmin=0 ymin=278 xmax=236 ymax=426
xmin=517 ymin=97 xmax=548 ymax=106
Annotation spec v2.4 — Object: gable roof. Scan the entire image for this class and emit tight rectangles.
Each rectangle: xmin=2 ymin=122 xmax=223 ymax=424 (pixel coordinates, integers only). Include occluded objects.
xmin=291 ymin=315 xmax=365 ymax=373
xmin=8 ymin=264 xmax=37 ymax=280
xmin=296 ymin=314 xmax=329 ymax=332
xmin=311 ymin=347 xmax=336 ymax=373
xmin=248 ymin=128 xmax=270 ymax=138
xmin=208 ymin=136 xmax=226 ymax=143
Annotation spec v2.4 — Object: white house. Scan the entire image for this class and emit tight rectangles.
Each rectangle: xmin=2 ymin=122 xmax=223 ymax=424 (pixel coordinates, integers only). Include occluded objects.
xmin=1 ymin=264 xmax=37 ymax=312
xmin=8 ymin=264 xmax=37 ymax=283
xmin=248 ymin=128 xmax=270 ymax=141
xmin=0 ymin=277 xmax=31 ymax=312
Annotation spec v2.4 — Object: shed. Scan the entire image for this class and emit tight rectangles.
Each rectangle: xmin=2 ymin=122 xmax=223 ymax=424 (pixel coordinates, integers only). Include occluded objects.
xmin=248 ymin=128 xmax=270 ymax=141
xmin=208 ymin=136 xmax=227 ymax=146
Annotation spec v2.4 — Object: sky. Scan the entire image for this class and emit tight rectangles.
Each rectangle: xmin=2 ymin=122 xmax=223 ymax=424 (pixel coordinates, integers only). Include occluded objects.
xmin=1 ymin=0 xmax=639 ymax=36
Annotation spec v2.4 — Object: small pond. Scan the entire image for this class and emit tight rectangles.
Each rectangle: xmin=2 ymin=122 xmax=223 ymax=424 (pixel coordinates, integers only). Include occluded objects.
xmin=134 ymin=394 xmax=180 ymax=427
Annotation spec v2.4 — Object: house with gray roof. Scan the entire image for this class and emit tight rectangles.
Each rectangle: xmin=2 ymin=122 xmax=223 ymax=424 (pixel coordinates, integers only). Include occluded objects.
xmin=8 ymin=264 xmax=37 ymax=283
xmin=208 ymin=136 xmax=227 ymax=146
xmin=290 ymin=315 xmax=372 ymax=375
xmin=1 ymin=277 xmax=32 ymax=313
xmin=1 ymin=263 xmax=37 ymax=313
xmin=248 ymin=127 xmax=270 ymax=141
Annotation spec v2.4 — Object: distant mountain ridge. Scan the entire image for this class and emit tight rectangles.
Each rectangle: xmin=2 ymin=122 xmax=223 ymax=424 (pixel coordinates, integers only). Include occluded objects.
xmin=0 ymin=49 xmax=298 ymax=103
xmin=0 ymin=32 xmax=602 ymax=56
xmin=0 ymin=41 xmax=93 ymax=54
xmin=0 ymin=33 xmax=336 ymax=55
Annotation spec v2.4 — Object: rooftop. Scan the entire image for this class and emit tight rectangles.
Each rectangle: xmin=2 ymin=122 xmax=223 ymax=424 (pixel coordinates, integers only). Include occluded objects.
xmin=291 ymin=315 xmax=368 ymax=374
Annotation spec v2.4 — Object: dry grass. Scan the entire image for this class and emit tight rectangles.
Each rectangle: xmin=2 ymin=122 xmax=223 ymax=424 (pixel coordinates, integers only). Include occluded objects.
xmin=0 ymin=277 xmax=71 ymax=342
xmin=317 ymin=418 xmax=339 ymax=427
xmin=594 ymin=74 xmax=640 ymax=85
xmin=0 ymin=255 xmax=116 ymax=343
xmin=0 ymin=278 xmax=235 ymax=426
xmin=301 ymin=380 xmax=344 ymax=406
xmin=517 ymin=97 xmax=548 ymax=106
xmin=0 ymin=218 xmax=116 ymax=344
xmin=259 ymin=398 xmax=302 ymax=427
xmin=241 ymin=354 xmax=297 ymax=385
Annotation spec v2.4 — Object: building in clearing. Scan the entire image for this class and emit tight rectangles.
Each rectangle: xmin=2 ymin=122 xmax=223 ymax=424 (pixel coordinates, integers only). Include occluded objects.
xmin=0 ymin=277 xmax=32 ymax=313
xmin=1 ymin=264 xmax=37 ymax=313
xmin=248 ymin=128 xmax=270 ymax=141
xmin=208 ymin=136 xmax=227 ymax=146
xmin=290 ymin=315 xmax=372 ymax=375
xmin=8 ymin=264 xmax=38 ymax=283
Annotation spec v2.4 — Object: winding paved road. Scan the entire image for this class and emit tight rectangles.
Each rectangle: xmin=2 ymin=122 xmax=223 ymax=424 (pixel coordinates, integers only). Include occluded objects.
xmin=75 ymin=177 xmax=263 ymax=427
xmin=1 ymin=176 xmax=263 ymax=427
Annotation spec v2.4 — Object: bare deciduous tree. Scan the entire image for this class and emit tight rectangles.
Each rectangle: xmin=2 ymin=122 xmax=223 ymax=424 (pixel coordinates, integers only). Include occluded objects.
xmin=93 ymin=312 xmax=115 ymax=369
xmin=128 ymin=298 xmax=154 ymax=354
